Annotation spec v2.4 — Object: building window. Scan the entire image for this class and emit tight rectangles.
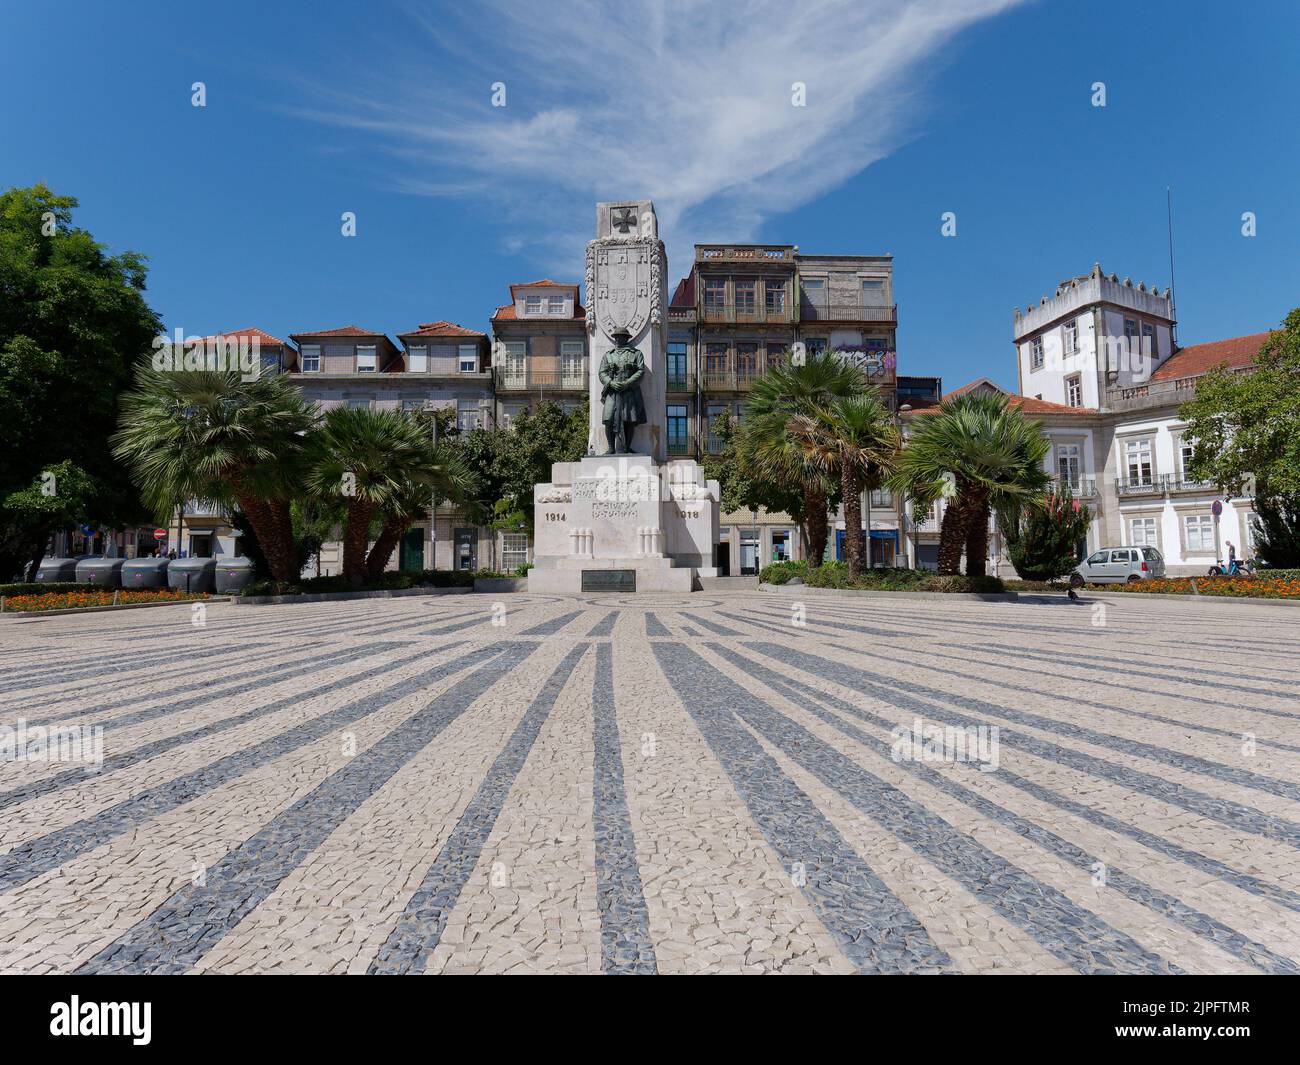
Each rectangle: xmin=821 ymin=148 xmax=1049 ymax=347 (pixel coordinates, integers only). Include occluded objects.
xmin=348 ymin=398 xmax=370 ymax=410
xmin=525 ymin=295 xmax=542 ymax=315
xmin=260 ymin=352 xmax=280 ymax=376
xmin=457 ymin=400 xmax=480 ymax=432
xmin=802 ymin=277 xmax=824 ymax=304
xmin=502 ymin=533 xmax=529 ymax=570
xmin=501 ymin=403 xmax=526 ymax=427
xmin=667 ymin=341 xmax=688 ymax=386
xmin=458 ymin=344 xmax=479 ymax=373
xmin=408 ymin=345 xmax=428 ymax=372
xmin=766 ymin=342 xmax=785 ymax=371
xmin=736 ymin=343 xmax=758 ymax=382
xmin=765 ymin=282 xmax=785 ymax=315
xmin=869 ymin=487 xmax=892 ymax=508
xmin=1056 ymin=443 xmax=1082 ymax=489
xmin=355 ymin=345 xmax=377 ymax=372
xmin=704 ymin=279 xmax=726 ymax=313
xmin=501 ymin=341 xmax=525 ymax=383
xmin=300 ymin=344 xmax=321 ymax=372
xmin=401 ymin=398 xmax=424 ymax=412
xmin=667 ymin=403 xmax=688 ymax=454
xmin=735 ymin=279 xmax=757 ymax=314
xmin=1178 ymin=436 xmax=1195 ymax=479
xmin=1142 ymin=322 xmax=1157 ymax=360
xmin=1130 ymin=517 xmax=1158 ymax=547
xmin=1030 ymin=336 xmax=1044 ymax=370
xmin=1185 ymin=514 xmax=1215 ymax=553
xmin=1065 ymin=374 xmax=1082 ymax=407
xmin=805 ymin=337 xmax=827 ymax=357
xmin=1124 ymin=438 xmax=1153 ymax=485
xmin=560 ymin=340 xmax=584 ymax=386
xmin=1063 ymin=318 xmax=1078 ymax=354
xmin=547 ymin=296 xmax=565 ymax=315
xmin=704 ymin=342 xmax=728 ymax=377
xmin=1123 ymin=318 xmax=1139 ymax=358
xmin=861 ymin=278 xmax=886 ymax=305
xmin=706 ymin=403 xmax=728 ymax=453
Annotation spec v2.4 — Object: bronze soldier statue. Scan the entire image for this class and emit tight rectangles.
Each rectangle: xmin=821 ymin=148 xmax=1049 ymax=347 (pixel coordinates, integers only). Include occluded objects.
xmin=598 ymin=329 xmax=646 ymax=454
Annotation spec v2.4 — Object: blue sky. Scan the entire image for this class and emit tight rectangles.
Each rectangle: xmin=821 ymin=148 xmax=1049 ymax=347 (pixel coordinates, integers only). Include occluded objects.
xmin=3 ymin=0 xmax=1297 ymax=391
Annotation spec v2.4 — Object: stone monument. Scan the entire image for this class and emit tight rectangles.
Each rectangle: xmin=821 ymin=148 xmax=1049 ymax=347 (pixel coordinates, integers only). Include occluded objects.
xmin=527 ymin=200 xmax=720 ymax=594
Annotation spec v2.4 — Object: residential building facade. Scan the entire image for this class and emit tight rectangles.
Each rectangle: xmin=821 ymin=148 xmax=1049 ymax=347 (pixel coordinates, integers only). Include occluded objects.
xmin=287 ymin=322 xmax=496 ymax=575
xmin=491 ymin=279 xmax=588 ymax=429
xmin=668 ymin=245 xmax=903 ymax=574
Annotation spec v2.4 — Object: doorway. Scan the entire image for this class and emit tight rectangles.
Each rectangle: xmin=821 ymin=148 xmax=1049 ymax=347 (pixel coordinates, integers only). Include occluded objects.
xmin=400 ymin=527 xmax=424 ymax=572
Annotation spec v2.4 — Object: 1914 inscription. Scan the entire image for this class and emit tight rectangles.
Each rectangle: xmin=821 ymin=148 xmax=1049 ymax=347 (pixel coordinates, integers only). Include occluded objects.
xmin=581 ymin=569 xmax=636 ymax=592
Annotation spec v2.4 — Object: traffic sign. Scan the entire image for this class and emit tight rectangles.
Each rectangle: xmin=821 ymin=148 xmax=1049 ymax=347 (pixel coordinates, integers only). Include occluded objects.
xmin=1212 ymin=500 xmax=1223 ymax=517
xmin=154 ymin=527 xmax=168 ymax=541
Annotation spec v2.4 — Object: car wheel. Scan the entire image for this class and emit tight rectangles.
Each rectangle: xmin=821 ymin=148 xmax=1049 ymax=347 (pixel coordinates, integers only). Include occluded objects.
xmin=1126 ymin=574 xmax=1142 ymax=583
xmin=1069 ymin=572 xmax=1084 ymax=588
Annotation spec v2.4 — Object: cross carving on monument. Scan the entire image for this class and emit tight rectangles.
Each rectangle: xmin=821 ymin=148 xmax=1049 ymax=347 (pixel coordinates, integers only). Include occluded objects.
xmin=611 ymin=206 xmax=637 ymax=234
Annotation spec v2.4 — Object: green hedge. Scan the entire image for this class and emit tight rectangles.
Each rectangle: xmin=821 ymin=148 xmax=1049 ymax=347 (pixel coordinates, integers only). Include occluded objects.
xmin=241 ymin=568 xmax=483 ymax=598
xmin=759 ymin=559 xmax=1006 ymax=594
xmin=0 ymin=582 xmax=84 ymax=598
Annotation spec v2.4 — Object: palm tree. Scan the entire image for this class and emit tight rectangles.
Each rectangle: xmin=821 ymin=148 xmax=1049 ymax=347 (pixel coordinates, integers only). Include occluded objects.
xmin=364 ymin=445 xmax=471 ymax=581
xmin=895 ymin=390 xmax=1051 ymax=575
xmin=742 ymin=351 xmax=866 ymax=565
xmin=306 ymin=407 xmax=453 ymax=584
xmin=785 ymin=394 xmax=900 ymax=577
xmin=112 ymin=366 xmax=317 ymax=581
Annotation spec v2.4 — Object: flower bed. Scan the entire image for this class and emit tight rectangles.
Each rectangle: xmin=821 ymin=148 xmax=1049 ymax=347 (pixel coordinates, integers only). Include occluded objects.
xmin=1 ymin=588 xmax=211 ymax=612
xmin=760 ymin=560 xmax=1006 ymax=594
xmin=1096 ymin=575 xmax=1300 ymax=599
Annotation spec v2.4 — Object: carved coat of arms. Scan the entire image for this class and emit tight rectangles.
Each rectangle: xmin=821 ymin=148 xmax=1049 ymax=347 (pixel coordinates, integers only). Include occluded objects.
xmin=593 ymin=244 xmax=651 ymax=337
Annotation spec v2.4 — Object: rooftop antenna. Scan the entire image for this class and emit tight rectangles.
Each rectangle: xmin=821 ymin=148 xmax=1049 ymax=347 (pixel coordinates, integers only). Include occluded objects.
xmin=1166 ymin=186 xmax=1178 ymax=349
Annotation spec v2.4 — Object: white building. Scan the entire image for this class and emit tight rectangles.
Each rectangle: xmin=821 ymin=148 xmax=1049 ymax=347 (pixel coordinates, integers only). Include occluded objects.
xmin=910 ymin=268 xmax=1271 ymax=577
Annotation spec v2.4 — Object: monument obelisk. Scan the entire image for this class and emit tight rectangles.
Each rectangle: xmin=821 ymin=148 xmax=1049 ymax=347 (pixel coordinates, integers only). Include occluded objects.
xmin=585 ymin=200 xmax=668 ymax=460
xmin=527 ymin=199 xmax=720 ymax=594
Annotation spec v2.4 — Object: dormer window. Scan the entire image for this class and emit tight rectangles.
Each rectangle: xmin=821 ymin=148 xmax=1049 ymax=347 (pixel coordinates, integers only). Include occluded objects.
xmin=525 ymin=295 xmax=542 ymax=315
xmin=356 ymin=345 xmax=377 ymax=372
xmin=458 ymin=344 xmax=479 ymax=373
xmin=548 ymin=296 xmax=565 ymax=315
xmin=300 ymin=344 xmax=321 ymax=372
xmin=408 ymin=345 xmax=428 ymax=372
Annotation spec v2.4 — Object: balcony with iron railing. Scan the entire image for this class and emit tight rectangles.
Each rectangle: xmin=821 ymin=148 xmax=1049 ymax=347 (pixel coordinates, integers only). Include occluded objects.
xmin=701 ymin=367 xmax=764 ymax=391
xmin=699 ymin=301 xmax=796 ymax=325
xmin=801 ymin=296 xmax=897 ymax=323
xmin=1116 ymin=474 xmax=1168 ymax=497
xmin=666 ymin=373 xmax=695 ymax=393
xmin=185 ymin=499 xmax=231 ymax=520
xmin=1053 ymin=475 xmax=1099 ymax=499
xmin=494 ymin=361 xmax=588 ymax=391
xmin=666 ymin=437 xmax=693 ymax=457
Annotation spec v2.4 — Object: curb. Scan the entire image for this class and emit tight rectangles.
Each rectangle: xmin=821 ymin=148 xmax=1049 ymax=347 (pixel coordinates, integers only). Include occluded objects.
xmin=758 ymin=583 xmax=1019 ymax=601
xmin=233 ymin=585 xmax=473 ymax=606
xmin=0 ymin=596 xmax=222 ymax=619
xmin=1086 ymin=589 xmax=1300 ymax=606
xmin=473 ymin=577 xmax=528 ymax=593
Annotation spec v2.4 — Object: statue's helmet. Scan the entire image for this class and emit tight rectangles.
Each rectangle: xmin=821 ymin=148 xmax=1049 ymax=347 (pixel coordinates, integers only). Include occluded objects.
xmin=611 ymin=329 xmax=632 ymax=344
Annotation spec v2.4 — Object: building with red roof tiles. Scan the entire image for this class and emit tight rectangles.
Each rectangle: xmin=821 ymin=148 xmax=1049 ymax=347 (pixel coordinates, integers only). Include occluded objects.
xmin=490 ymin=279 xmax=589 ymax=430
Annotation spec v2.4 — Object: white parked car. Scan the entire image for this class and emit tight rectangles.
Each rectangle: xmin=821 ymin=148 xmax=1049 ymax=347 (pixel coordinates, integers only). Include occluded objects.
xmin=1070 ymin=546 xmax=1166 ymax=586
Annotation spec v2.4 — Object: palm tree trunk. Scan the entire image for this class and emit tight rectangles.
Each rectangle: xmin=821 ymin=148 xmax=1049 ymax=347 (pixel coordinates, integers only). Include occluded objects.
xmin=936 ymin=496 xmax=969 ymax=576
xmin=842 ymin=468 xmax=864 ymax=577
xmin=964 ymin=490 xmax=990 ymax=577
xmin=342 ymin=500 xmax=377 ymax=584
xmin=804 ymin=484 xmax=828 ymax=567
xmin=236 ymin=495 xmax=298 ymax=582
xmin=366 ymin=515 xmax=411 ymax=581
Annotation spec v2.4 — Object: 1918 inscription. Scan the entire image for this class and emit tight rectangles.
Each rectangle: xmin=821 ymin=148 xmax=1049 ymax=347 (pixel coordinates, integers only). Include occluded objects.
xmin=581 ymin=569 xmax=636 ymax=592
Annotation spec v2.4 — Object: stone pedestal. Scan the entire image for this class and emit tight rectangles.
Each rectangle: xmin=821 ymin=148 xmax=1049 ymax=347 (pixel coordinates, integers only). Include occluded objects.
xmin=528 ymin=456 xmax=720 ymax=594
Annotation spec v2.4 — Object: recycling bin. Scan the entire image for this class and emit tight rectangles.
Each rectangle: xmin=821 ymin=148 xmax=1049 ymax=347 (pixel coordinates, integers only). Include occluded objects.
xmin=166 ymin=556 xmax=217 ymax=593
xmin=76 ymin=558 xmax=126 ymax=587
xmin=214 ymin=556 xmax=257 ymax=595
xmin=35 ymin=558 xmax=82 ymax=582
xmin=121 ymin=558 xmax=171 ymax=588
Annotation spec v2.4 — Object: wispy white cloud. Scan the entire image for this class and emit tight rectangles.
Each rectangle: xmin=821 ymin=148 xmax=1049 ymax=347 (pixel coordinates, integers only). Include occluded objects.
xmin=297 ymin=0 xmax=1026 ymax=276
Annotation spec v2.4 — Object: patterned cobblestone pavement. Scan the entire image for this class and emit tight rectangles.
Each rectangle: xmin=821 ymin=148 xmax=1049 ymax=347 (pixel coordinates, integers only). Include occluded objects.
xmin=1 ymin=590 xmax=1297 ymax=974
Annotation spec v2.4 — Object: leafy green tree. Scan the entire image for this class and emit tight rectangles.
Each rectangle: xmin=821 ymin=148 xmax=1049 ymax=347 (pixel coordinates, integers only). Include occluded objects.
xmin=1000 ymin=489 xmax=1091 ymax=581
xmin=895 ymin=391 xmax=1050 ymax=575
xmin=1181 ymin=308 xmax=1300 ymax=497
xmin=0 ymin=184 xmax=162 ymax=578
xmin=1249 ymin=494 xmax=1300 ymax=568
xmin=741 ymin=352 xmax=866 ymax=566
xmin=113 ymin=367 xmax=318 ymax=581
xmin=784 ymin=394 xmax=900 ymax=576
xmin=452 ymin=401 xmax=587 ymax=538
xmin=700 ymin=408 xmax=807 ymax=520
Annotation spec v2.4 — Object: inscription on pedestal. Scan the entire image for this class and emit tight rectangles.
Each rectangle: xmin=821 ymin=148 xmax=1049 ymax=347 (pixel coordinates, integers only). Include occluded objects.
xmin=582 ymin=569 xmax=636 ymax=592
